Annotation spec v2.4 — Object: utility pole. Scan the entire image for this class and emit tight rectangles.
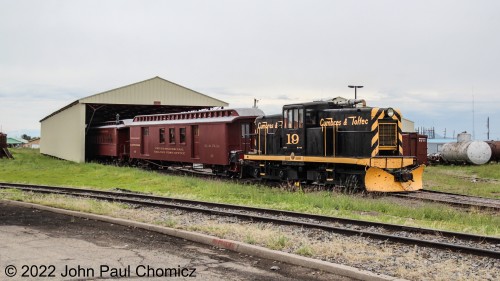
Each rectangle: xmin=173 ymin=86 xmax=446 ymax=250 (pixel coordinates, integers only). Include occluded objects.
xmin=487 ymin=117 xmax=490 ymax=140
xmin=472 ymin=94 xmax=475 ymax=140
xmin=348 ymin=85 xmax=364 ymax=99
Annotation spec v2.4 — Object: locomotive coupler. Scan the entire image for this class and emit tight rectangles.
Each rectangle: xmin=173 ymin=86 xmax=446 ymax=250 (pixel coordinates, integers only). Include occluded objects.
xmin=393 ymin=169 xmax=414 ymax=182
xmin=229 ymin=150 xmax=244 ymax=163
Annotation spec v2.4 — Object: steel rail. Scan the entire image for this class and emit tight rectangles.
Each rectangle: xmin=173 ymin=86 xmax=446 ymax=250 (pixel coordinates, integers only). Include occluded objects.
xmin=391 ymin=189 xmax=500 ymax=211
xmin=0 ymin=182 xmax=498 ymax=259
xmin=167 ymin=166 xmax=500 ymax=211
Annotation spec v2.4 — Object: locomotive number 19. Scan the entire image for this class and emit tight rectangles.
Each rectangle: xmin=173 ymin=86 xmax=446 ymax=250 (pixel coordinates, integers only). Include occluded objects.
xmin=286 ymin=134 xmax=300 ymax=145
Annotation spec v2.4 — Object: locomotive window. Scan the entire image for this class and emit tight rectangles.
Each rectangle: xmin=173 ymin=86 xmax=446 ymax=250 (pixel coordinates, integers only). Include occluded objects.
xmin=298 ymin=109 xmax=303 ymax=128
xmin=284 ymin=108 xmax=304 ymax=129
xmin=293 ymin=109 xmax=299 ymax=128
xmin=180 ymin=128 xmax=186 ymax=144
xmin=169 ymin=128 xmax=175 ymax=144
xmin=142 ymin=127 xmax=149 ymax=136
xmin=287 ymin=110 xmax=293 ymax=128
xmin=193 ymin=125 xmax=199 ymax=136
xmin=159 ymin=128 xmax=165 ymax=144
xmin=305 ymin=109 xmax=316 ymax=125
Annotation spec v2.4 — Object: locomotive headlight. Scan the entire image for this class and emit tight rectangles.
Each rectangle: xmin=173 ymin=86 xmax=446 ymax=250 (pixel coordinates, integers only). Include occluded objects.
xmin=386 ymin=108 xmax=395 ymax=117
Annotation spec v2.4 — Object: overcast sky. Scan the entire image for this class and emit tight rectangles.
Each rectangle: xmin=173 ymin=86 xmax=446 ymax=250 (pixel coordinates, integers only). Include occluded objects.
xmin=1 ymin=0 xmax=499 ymax=140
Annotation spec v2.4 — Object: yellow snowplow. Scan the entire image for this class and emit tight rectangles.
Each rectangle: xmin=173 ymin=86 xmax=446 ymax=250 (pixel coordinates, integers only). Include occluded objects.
xmin=364 ymin=165 xmax=425 ymax=192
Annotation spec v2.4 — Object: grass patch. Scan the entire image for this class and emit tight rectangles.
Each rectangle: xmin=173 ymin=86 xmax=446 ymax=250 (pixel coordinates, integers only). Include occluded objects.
xmin=424 ymin=164 xmax=500 ymax=198
xmin=0 ymin=149 xmax=499 ymax=236
xmin=244 ymin=234 xmax=257 ymax=245
xmin=295 ymin=244 xmax=314 ymax=256
xmin=0 ymin=189 xmax=129 ymax=215
xmin=266 ymin=234 xmax=290 ymax=250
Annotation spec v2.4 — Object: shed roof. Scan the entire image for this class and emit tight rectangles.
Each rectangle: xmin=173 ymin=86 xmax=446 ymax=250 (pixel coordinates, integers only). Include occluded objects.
xmin=79 ymin=76 xmax=227 ymax=105
xmin=427 ymin=138 xmax=457 ymax=144
xmin=40 ymin=76 xmax=228 ymax=122
xmin=7 ymin=137 xmax=28 ymax=144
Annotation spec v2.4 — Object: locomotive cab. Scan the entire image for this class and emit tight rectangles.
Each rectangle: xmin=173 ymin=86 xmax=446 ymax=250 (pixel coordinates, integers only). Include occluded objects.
xmin=282 ymin=105 xmax=305 ymax=156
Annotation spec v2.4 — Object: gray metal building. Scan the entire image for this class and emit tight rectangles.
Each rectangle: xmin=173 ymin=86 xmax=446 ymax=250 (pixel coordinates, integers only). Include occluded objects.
xmin=40 ymin=77 xmax=228 ymax=162
xmin=402 ymin=118 xmax=415 ymax=133
xmin=427 ymin=138 xmax=456 ymax=154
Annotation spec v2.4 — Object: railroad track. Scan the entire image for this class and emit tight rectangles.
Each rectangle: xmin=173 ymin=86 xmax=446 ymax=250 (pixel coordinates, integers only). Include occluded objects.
xmin=391 ymin=189 xmax=500 ymax=211
xmin=0 ymin=182 xmax=499 ymax=259
xmin=169 ymin=166 xmax=500 ymax=211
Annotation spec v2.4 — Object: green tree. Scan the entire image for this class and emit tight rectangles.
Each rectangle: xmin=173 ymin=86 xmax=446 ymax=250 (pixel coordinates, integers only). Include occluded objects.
xmin=20 ymin=134 xmax=32 ymax=141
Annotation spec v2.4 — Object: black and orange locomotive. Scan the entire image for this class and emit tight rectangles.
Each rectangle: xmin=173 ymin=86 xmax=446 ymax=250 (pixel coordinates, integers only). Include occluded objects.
xmin=243 ymin=97 xmax=423 ymax=192
xmin=89 ymin=97 xmax=424 ymax=192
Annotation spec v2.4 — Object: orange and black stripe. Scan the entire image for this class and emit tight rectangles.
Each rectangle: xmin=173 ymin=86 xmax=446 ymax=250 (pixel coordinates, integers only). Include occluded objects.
xmin=370 ymin=108 xmax=403 ymax=156
xmin=393 ymin=110 xmax=403 ymax=155
xmin=370 ymin=108 xmax=384 ymax=157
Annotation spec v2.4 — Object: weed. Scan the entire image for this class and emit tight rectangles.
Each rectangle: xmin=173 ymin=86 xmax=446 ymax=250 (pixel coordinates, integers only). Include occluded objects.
xmin=163 ymin=218 xmax=177 ymax=228
xmin=295 ymin=244 xmax=314 ymax=256
xmin=244 ymin=234 xmax=257 ymax=245
xmin=267 ymin=234 xmax=290 ymax=250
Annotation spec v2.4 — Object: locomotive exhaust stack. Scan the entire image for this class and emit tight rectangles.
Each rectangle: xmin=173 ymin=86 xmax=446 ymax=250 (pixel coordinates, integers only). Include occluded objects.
xmin=331 ymin=97 xmax=367 ymax=107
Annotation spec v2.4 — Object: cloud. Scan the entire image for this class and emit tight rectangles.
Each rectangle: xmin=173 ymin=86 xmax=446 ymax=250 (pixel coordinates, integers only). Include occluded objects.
xmin=1 ymin=0 xmax=500 ymax=139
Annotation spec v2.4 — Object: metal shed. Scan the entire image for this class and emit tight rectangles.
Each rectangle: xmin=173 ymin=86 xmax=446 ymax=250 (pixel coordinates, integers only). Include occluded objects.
xmin=7 ymin=137 xmax=28 ymax=147
xmin=40 ymin=77 xmax=228 ymax=163
xmin=402 ymin=118 xmax=415 ymax=133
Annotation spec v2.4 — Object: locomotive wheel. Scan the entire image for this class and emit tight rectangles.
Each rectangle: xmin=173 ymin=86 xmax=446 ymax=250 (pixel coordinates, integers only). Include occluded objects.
xmin=344 ymin=174 xmax=363 ymax=194
xmin=316 ymin=172 xmax=325 ymax=184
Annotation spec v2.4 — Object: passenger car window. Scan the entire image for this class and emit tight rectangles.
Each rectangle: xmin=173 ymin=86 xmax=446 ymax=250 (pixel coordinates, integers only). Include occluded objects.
xmin=180 ymin=128 xmax=186 ymax=144
xmin=159 ymin=128 xmax=165 ymax=144
xmin=169 ymin=128 xmax=175 ymax=144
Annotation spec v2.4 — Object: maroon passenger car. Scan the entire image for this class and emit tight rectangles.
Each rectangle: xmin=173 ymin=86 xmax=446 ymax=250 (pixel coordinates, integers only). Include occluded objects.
xmin=128 ymin=108 xmax=264 ymax=173
xmin=87 ymin=120 xmax=131 ymax=161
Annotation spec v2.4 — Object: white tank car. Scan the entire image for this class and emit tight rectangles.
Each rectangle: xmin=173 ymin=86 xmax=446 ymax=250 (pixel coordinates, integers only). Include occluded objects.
xmin=441 ymin=140 xmax=492 ymax=165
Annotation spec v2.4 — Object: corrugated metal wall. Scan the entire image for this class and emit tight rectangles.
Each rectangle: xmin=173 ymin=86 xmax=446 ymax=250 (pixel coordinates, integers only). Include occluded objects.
xmin=40 ymin=104 xmax=86 ymax=162
xmin=402 ymin=118 xmax=415 ymax=132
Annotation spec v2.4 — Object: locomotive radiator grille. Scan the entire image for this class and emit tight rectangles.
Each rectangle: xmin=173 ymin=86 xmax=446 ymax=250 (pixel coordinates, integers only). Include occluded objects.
xmin=379 ymin=123 xmax=397 ymax=149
